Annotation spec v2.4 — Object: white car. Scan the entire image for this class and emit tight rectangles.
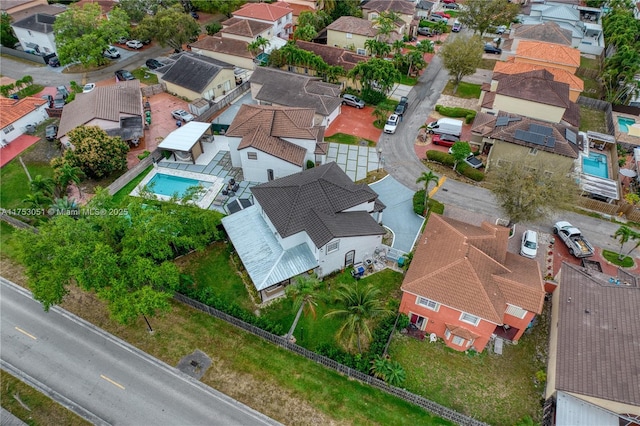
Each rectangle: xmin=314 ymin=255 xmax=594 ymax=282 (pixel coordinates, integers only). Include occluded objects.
xmin=82 ymin=83 xmax=96 ymax=93
xmin=383 ymin=114 xmax=400 ymax=134
xmin=104 ymin=46 xmax=120 ymax=59
xmin=520 ymin=230 xmax=538 ymax=259
xmin=126 ymin=40 xmax=143 ymax=49
xmin=171 ymin=109 xmax=194 ymax=122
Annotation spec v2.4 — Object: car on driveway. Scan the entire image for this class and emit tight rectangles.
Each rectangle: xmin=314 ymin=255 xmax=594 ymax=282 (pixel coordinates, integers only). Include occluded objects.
xmin=104 ymin=46 xmax=120 ymax=59
xmin=41 ymin=94 xmax=53 ymax=108
xmin=171 ymin=109 xmax=194 ymax=122
xmin=115 ymin=69 xmax=135 ymax=81
xmin=432 ymin=133 xmax=459 ymax=147
xmin=429 ymin=14 xmax=448 ymax=23
xmin=145 ymin=58 xmax=163 ymax=70
xmin=520 ymin=230 xmax=538 ymax=259
xmin=45 ymin=125 xmax=58 ymax=141
xmin=126 ymin=40 xmax=143 ymax=49
xmin=444 ymin=2 xmax=459 ymax=9
xmin=442 ymin=0 xmax=456 ymax=3
xmin=463 ymin=154 xmax=483 ymax=169
xmin=341 ymin=94 xmax=365 ymax=109
xmin=452 ymin=21 xmax=462 ymax=32
xmin=116 ymin=36 xmax=128 ymax=44
xmin=190 ymin=11 xmax=199 ymax=19
xmin=48 ymin=56 xmax=60 ymax=67
xmin=395 ymin=96 xmax=409 ymax=116
xmin=496 ymin=25 xmax=507 ymax=35
xmin=417 ymin=27 xmax=434 ymax=36
xmin=83 ymin=83 xmax=96 ymax=93
xmin=384 ymin=114 xmax=400 ymax=134
xmin=53 ymin=92 xmax=66 ymax=108
xmin=484 ymin=44 xmax=502 ymax=54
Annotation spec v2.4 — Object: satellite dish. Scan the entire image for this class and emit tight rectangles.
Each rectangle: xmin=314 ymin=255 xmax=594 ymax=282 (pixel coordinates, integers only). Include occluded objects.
xmin=429 ymin=333 xmax=437 ymax=343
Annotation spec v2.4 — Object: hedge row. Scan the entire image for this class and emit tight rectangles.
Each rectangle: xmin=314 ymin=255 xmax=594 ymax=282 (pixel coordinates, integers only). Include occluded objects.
xmin=426 ymin=150 xmax=485 ymax=182
xmin=435 ymin=105 xmax=477 ymax=124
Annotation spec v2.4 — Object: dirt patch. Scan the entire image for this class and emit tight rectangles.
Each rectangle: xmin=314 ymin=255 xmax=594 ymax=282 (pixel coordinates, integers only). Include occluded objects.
xmin=20 ymin=138 xmax=61 ymax=165
xmin=435 ymin=94 xmax=479 ymax=110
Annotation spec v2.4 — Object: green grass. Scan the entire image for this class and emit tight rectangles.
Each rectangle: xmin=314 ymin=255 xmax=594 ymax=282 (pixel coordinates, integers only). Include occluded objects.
xmin=602 ymin=249 xmax=635 ymax=267
xmin=0 ymin=222 xmax=21 ymax=259
xmin=1 ymin=370 xmax=91 ymax=426
xmin=0 ymin=159 xmax=55 ymax=210
xmin=580 ymin=56 xmax=600 ymax=70
xmin=325 ymin=133 xmax=376 ymax=147
xmin=442 ymin=81 xmax=482 ymax=99
xmin=111 ymin=165 xmax=153 ymax=206
xmin=397 ymin=75 xmax=419 ymax=86
xmin=582 ymin=76 xmax=603 ymax=99
xmin=132 ymin=68 xmax=159 ymax=85
xmin=579 ymin=106 xmax=607 ymax=133
xmin=478 ymin=58 xmax=498 ymax=70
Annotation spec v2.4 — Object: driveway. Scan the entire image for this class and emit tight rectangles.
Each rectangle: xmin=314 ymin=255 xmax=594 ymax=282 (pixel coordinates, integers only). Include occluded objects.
xmin=325 ymin=105 xmax=381 ymax=142
xmin=369 ymin=176 xmax=425 ymax=253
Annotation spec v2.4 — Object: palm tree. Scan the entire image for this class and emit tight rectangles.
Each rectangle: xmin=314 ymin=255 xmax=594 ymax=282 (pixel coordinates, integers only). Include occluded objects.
xmin=614 ymin=225 xmax=640 ymax=260
xmin=434 ymin=21 xmax=447 ymax=42
xmin=22 ymin=192 xmax=51 ymax=210
xmin=285 ymin=275 xmax=320 ymax=341
xmin=324 ymin=282 xmax=392 ymax=353
xmin=54 ymin=163 xmax=85 ymax=197
xmin=247 ymin=37 xmax=269 ymax=58
xmin=30 ymin=175 xmax=55 ymax=198
xmin=391 ymin=40 xmax=405 ymax=56
xmin=416 ymin=171 xmax=439 ymax=215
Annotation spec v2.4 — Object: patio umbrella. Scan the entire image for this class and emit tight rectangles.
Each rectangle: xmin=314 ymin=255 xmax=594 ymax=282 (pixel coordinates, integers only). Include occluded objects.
xmin=619 ymin=169 xmax=637 ymax=178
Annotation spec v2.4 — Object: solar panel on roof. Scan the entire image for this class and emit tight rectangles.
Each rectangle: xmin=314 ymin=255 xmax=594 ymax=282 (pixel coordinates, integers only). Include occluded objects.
xmin=529 ymin=123 xmax=553 ymax=136
xmin=566 ymin=129 xmax=577 ymax=144
xmin=496 ymin=117 xmax=510 ymax=126
xmin=515 ymin=129 xmax=545 ymax=145
xmin=508 ymin=117 xmax=522 ymax=122
xmin=546 ymin=137 xmax=555 ymax=148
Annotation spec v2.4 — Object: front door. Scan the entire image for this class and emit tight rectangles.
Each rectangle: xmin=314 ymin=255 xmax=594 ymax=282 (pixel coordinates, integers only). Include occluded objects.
xmin=410 ymin=313 xmax=427 ymax=331
xmin=344 ymin=250 xmax=355 ymax=267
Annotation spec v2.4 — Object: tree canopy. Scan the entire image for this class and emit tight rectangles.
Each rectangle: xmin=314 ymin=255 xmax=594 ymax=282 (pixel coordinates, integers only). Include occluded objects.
xmin=53 ymin=3 xmax=130 ymax=66
xmin=117 ymin=0 xmax=179 ymax=23
xmin=348 ymin=57 xmax=400 ymax=94
xmin=134 ymin=5 xmax=200 ymax=51
xmin=1 ymin=12 xmax=18 ymax=48
xmin=457 ymin=0 xmax=520 ymax=36
xmin=297 ymin=10 xmax=333 ymax=32
xmin=438 ymin=34 xmax=483 ymax=93
xmin=191 ymin=0 xmax=245 ymax=17
xmin=488 ymin=154 xmax=578 ymax=223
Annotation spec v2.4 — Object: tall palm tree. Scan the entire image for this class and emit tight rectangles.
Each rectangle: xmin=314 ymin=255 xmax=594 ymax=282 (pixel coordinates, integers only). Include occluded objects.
xmin=614 ymin=225 xmax=640 ymax=260
xmin=324 ymin=282 xmax=391 ymax=353
xmin=247 ymin=37 xmax=269 ymax=58
xmin=22 ymin=192 xmax=51 ymax=210
xmin=54 ymin=163 xmax=85 ymax=197
xmin=30 ymin=175 xmax=55 ymax=198
xmin=416 ymin=171 xmax=439 ymax=215
xmin=285 ymin=275 xmax=320 ymax=341
xmin=391 ymin=39 xmax=405 ymax=56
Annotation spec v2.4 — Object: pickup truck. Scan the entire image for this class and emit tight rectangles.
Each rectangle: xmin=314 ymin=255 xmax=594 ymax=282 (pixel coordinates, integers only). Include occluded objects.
xmin=553 ymin=221 xmax=594 ymax=258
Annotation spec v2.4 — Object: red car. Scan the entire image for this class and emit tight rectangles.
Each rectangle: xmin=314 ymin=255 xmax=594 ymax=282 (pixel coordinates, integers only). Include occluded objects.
xmin=435 ymin=11 xmax=452 ymax=18
xmin=442 ymin=0 xmax=456 ymax=3
xmin=432 ymin=134 xmax=460 ymax=147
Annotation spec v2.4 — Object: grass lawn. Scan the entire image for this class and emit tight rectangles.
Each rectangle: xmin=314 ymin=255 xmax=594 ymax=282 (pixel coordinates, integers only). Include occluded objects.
xmin=0 ymin=158 xmax=55 ymax=210
xmin=397 ymin=75 xmax=419 ymax=86
xmin=325 ymin=133 xmax=376 ymax=147
xmin=442 ymin=81 xmax=481 ymax=99
xmin=582 ymin=76 xmax=603 ymax=99
xmin=579 ymin=106 xmax=607 ymax=133
xmin=1 ymin=370 xmax=91 ymax=426
xmin=132 ymin=68 xmax=159 ymax=85
xmin=580 ymin=56 xmax=600 ymax=70
xmin=389 ymin=305 xmax=550 ymax=426
xmin=602 ymin=249 xmax=635 ymax=267
xmin=478 ymin=58 xmax=497 ymax=70
xmin=111 ymin=165 xmax=153 ymax=206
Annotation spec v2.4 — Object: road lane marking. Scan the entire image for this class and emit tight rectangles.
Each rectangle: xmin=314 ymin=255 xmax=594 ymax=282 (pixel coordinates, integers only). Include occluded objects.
xmin=100 ymin=374 xmax=125 ymax=390
xmin=15 ymin=327 xmax=37 ymax=340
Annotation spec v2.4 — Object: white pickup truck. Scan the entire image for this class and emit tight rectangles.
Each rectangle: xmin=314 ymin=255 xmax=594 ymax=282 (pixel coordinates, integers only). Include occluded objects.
xmin=553 ymin=221 xmax=595 ymax=258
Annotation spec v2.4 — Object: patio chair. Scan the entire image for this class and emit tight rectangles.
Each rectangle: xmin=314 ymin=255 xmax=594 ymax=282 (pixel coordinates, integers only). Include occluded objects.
xmin=232 ymin=183 xmax=240 ymax=192
xmin=222 ymin=189 xmax=229 ymax=196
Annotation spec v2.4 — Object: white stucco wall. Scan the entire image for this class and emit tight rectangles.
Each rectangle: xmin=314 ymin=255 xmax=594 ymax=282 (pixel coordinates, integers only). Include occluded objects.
xmin=318 ymin=234 xmax=383 ymax=276
xmin=3 ymin=107 xmax=49 ymax=143
xmin=12 ymin=28 xmax=56 ymax=55
xmin=239 ymin=148 xmax=303 ymax=182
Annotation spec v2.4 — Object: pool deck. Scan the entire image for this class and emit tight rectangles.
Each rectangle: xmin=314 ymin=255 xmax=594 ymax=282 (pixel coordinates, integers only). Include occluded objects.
xmin=613 ymin=112 xmax=640 ymax=146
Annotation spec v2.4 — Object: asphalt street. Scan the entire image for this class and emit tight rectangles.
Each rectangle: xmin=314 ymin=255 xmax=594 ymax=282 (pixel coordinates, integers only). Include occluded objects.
xmin=0 ymin=278 xmax=281 ymax=426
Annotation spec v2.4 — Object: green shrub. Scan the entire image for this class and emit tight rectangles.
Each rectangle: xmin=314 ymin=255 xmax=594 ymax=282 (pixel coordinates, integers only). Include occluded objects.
xmin=413 ymin=190 xmax=445 ymax=215
xmin=206 ymin=22 xmax=222 ymax=35
xmin=426 ymin=150 xmax=455 ymax=167
xmin=306 ymin=159 xmax=315 ymax=169
xmin=457 ymin=162 xmax=485 ymax=181
xmin=137 ymin=150 xmax=151 ymax=160
xmin=435 ymin=105 xmax=477 ymax=123
xmin=361 ymin=88 xmax=387 ymax=105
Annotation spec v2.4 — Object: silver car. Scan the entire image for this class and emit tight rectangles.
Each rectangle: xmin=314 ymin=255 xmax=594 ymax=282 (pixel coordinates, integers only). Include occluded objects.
xmin=341 ymin=94 xmax=365 ymax=109
xmin=171 ymin=109 xmax=194 ymax=122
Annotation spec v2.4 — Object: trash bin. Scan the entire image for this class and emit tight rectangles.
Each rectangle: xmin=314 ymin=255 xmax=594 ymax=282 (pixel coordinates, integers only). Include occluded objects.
xmin=397 ymin=257 xmax=405 ymax=268
xmin=25 ymin=124 xmax=36 ymax=134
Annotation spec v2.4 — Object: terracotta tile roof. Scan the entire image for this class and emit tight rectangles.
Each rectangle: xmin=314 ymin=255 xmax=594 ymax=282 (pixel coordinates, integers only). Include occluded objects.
xmin=57 ymin=80 xmax=142 ymax=138
xmin=250 ymin=67 xmax=342 ymax=117
xmin=402 ymin=214 xmax=544 ymax=324
xmin=327 ymin=16 xmax=377 ymax=37
xmin=281 ymin=1 xmax=313 ymax=16
xmin=481 ymin=91 xmax=496 ymax=109
xmin=555 ymin=263 xmax=640 ymax=407
xmin=221 ymin=17 xmax=273 ymax=37
xmin=515 ymin=40 xmax=580 ymax=69
xmin=295 ymin=40 xmax=369 ymax=71
xmin=75 ymin=0 xmax=116 ymax=15
xmin=251 ymin=162 xmax=385 ymax=248
xmin=232 ymin=1 xmax=292 ymax=22
xmin=0 ymin=96 xmax=47 ymax=128
xmin=494 ymin=59 xmax=584 ymax=92
xmin=511 ymin=22 xmax=573 ymax=46
xmin=445 ymin=324 xmax=480 ymax=340
xmin=493 ymin=69 xmax=571 ymax=108
xmin=191 ymin=36 xmax=252 ymax=59
xmin=362 ymin=0 xmax=416 ymax=15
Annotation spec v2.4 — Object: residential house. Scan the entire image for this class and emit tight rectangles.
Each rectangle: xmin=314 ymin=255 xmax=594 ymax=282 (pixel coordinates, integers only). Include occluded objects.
xmin=231 ymin=1 xmax=293 ymax=40
xmin=249 ymin=67 xmax=342 ymax=127
xmin=516 ymin=1 xmax=604 ymax=54
xmin=415 ymin=0 xmax=435 ymax=19
xmin=0 ymin=0 xmax=48 ymax=15
xmin=503 ymin=21 xmax=573 ymax=51
xmin=545 ymin=263 xmax=640 ymax=424
xmin=74 ymin=0 xmax=116 ymax=17
xmin=190 ymin=36 xmax=254 ymax=70
xmin=10 ymin=4 xmax=66 ymax=57
xmin=221 ymin=161 xmax=386 ymax=301
xmin=293 ymin=40 xmax=369 ymax=89
xmin=479 ymin=69 xmax=580 ymax=127
xmin=511 ymin=40 xmax=581 ymax=75
xmin=219 ymin=17 xmax=274 ymax=42
xmin=57 ymin=80 xmax=143 ymax=148
xmin=279 ymin=1 xmax=314 ymax=25
xmin=470 ymin=112 xmax=581 ymax=174
xmin=0 ymin=96 xmax=48 ymax=144
xmin=361 ymin=0 xmax=417 ymax=37
xmin=225 ymin=104 xmax=328 ymax=182
xmin=159 ymin=52 xmax=236 ymax=101
xmin=399 ymin=214 xmax=545 ymax=353
xmin=326 ymin=16 xmax=378 ymax=55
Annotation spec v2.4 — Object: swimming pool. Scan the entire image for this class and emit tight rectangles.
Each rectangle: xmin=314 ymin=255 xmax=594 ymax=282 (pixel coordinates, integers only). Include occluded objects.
xmin=618 ymin=116 xmax=636 ymax=133
xmin=582 ymin=152 xmax=609 ymax=179
xmin=146 ymin=173 xmax=212 ymax=198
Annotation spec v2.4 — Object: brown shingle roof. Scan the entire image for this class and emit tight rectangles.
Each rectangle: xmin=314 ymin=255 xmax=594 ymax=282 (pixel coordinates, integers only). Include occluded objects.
xmin=251 ymin=162 xmax=385 ymax=248
xmin=555 ymin=263 xmax=640 ymax=407
xmin=190 ymin=36 xmax=252 ymax=58
xmin=327 ymin=16 xmax=377 ymax=37
xmin=362 ymin=0 xmax=416 ymax=15
xmin=220 ymin=17 xmax=273 ymax=37
xmin=511 ymin=22 xmax=573 ymax=46
xmin=494 ymin=59 xmax=584 ymax=92
xmin=232 ymin=1 xmax=292 ymax=22
xmin=0 ymin=96 xmax=47 ymax=128
xmin=493 ymin=69 xmax=571 ymax=108
xmin=295 ymin=40 xmax=368 ymax=71
xmin=515 ymin=40 xmax=580 ymax=69
xmin=402 ymin=215 xmax=544 ymax=324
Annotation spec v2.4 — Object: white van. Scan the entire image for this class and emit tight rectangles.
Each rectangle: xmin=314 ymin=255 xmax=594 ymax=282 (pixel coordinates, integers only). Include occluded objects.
xmin=426 ymin=118 xmax=463 ymax=137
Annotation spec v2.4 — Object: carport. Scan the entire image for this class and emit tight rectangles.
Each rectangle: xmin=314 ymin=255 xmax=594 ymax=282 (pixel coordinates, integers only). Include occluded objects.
xmin=157 ymin=121 xmax=212 ymax=163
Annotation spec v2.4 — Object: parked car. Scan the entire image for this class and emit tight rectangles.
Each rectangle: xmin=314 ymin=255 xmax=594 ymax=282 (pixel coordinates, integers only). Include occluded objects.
xmin=41 ymin=94 xmax=53 ymax=108
xmin=126 ymin=40 xmax=143 ymax=49
xmin=171 ymin=109 xmax=194 ymax=122
xmin=48 ymin=56 xmax=60 ymax=67
xmin=341 ymin=94 xmax=365 ymax=109
xmin=82 ymin=83 xmax=96 ymax=93
xmin=145 ymin=58 xmax=163 ymax=70
xmin=384 ymin=114 xmax=400 ymax=134
xmin=56 ymin=86 xmax=69 ymax=99
xmin=115 ymin=69 xmax=135 ymax=81
xmin=452 ymin=21 xmax=462 ymax=32
xmin=429 ymin=14 xmax=448 ymax=23
xmin=116 ymin=36 xmax=128 ymax=44
xmin=417 ymin=27 xmax=434 ymax=36
xmin=432 ymin=133 xmax=459 ymax=147
xmin=442 ymin=0 xmax=456 ymax=3
xmin=53 ymin=92 xmax=66 ymax=108
xmin=104 ymin=46 xmax=120 ymax=59
xmin=463 ymin=154 xmax=483 ymax=169
xmin=190 ymin=11 xmax=199 ymax=19
xmin=444 ymin=2 xmax=459 ymax=9
xmin=434 ymin=11 xmax=451 ymax=18
xmin=484 ymin=44 xmax=502 ymax=54
xmin=45 ymin=124 xmax=58 ymax=141
xmin=553 ymin=221 xmax=595 ymax=258
xmin=496 ymin=25 xmax=507 ymax=35
xmin=395 ymin=96 xmax=409 ymax=116
xmin=520 ymin=230 xmax=538 ymax=259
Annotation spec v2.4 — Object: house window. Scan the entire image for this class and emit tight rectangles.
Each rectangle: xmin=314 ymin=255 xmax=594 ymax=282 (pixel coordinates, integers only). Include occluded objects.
xmin=529 ymin=147 xmax=538 ymax=155
xmin=444 ymin=329 xmax=451 ymax=339
xmin=416 ymin=296 xmax=439 ymax=311
xmin=356 ymin=48 xmax=366 ymax=55
xmin=452 ymin=336 xmax=465 ymax=346
xmin=267 ymin=169 xmax=274 ymax=181
xmin=288 ymin=65 xmax=295 ymax=72
xmin=460 ymin=312 xmax=480 ymax=326
xmin=326 ymin=240 xmax=339 ymax=254
xmin=3 ymin=125 xmax=14 ymax=134
xmin=505 ymin=304 xmax=527 ymax=319
xmin=346 ymin=33 xmax=352 ymax=39
xmin=247 ymin=152 xmax=258 ymax=160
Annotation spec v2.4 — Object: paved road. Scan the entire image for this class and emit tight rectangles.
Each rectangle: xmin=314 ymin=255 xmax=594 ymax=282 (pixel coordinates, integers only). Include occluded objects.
xmin=0 ymin=278 xmax=281 ymax=426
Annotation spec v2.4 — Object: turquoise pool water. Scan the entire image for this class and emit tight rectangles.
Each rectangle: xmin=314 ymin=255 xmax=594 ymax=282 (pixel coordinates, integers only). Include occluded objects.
xmin=146 ymin=174 xmax=211 ymax=198
xmin=582 ymin=152 xmax=608 ymax=178
xmin=618 ymin=116 xmax=636 ymax=133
